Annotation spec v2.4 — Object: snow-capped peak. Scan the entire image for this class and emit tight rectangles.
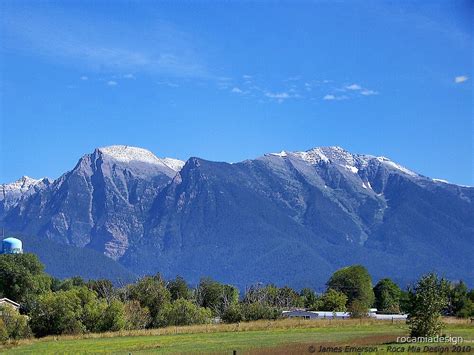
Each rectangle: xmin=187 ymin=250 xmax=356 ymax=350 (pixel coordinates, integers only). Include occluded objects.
xmin=1 ymin=176 xmax=49 ymax=206
xmin=98 ymin=145 xmax=184 ymax=172
xmin=267 ymin=146 xmax=424 ymax=180
xmin=2 ymin=176 xmax=43 ymax=191
xmin=296 ymin=147 xmax=330 ymax=164
xmin=269 ymin=146 xmax=358 ymax=165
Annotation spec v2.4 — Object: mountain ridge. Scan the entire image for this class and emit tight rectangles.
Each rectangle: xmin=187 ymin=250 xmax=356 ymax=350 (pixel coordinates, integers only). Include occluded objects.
xmin=3 ymin=145 xmax=468 ymax=188
xmin=1 ymin=145 xmax=472 ymax=288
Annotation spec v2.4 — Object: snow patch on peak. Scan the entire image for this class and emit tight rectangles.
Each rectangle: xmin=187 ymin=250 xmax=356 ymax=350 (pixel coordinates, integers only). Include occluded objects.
xmin=98 ymin=145 xmax=184 ymax=172
xmin=162 ymin=158 xmax=185 ymax=172
xmin=99 ymin=145 xmax=163 ymax=164
xmin=433 ymin=178 xmax=449 ymax=184
xmin=342 ymin=165 xmax=359 ymax=174
xmin=296 ymin=148 xmax=330 ymax=164
xmin=296 ymin=146 xmax=362 ymax=169
xmin=376 ymin=157 xmax=418 ymax=177
xmin=1 ymin=176 xmax=48 ymax=207
xmin=3 ymin=176 xmax=43 ymax=191
xmin=270 ymin=151 xmax=288 ymax=157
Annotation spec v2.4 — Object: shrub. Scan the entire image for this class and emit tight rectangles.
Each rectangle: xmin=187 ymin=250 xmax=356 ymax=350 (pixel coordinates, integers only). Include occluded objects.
xmin=100 ymin=300 xmax=126 ymax=332
xmin=158 ymin=299 xmax=212 ymax=327
xmin=0 ymin=319 xmax=8 ymax=343
xmin=0 ymin=305 xmax=31 ymax=340
xmin=241 ymin=302 xmax=280 ymax=321
xmin=29 ymin=286 xmax=125 ymax=336
xmin=196 ymin=278 xmax=239 ymax=316
xmin=127 ymin=274 xmax=171 ymax=327
xmin=349 ymin=299 xmax=369 ymax=318
xmin=221 ymin=304 xmax=244 ymax=323
xmin=29 ymin=290 xmax=85 ymax=336
xmin=124 ymin=300 xmax=152 ymax=330
xmin=320 ymin=289 xmax=347 ymax=312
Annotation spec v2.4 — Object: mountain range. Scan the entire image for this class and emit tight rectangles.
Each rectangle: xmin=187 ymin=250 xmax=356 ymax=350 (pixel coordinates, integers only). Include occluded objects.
xmin=1 ymin=145 xmax=473 ymax=289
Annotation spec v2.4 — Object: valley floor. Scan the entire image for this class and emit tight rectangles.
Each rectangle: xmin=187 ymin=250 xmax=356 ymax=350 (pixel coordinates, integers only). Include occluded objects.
xmin=1 ymin=318 xmax=472 ymax=354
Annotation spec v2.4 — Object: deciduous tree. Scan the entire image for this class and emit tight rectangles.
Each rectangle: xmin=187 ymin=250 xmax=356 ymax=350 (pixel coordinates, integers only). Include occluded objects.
xmin=327 ymin=265 xmax=374 ymax=311
xmin=373 ymin=278 xmax=401 ymax=314
xmin=408 ymin=273 xmax=449 ymax=337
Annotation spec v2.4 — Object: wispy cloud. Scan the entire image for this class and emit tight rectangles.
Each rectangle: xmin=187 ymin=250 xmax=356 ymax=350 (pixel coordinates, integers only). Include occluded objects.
xmin=2 ymin=7 xmax=210 ymax=79
xmin=360 ymin=89 xmax=378 ymax=96
xmin=80 ymin=75 xmax=88 ymax=81
xmin=345 ymin=83 xmax=362 ymax=90
xmin=264 ymin=91 xmax=301 ymax=103
xmin=328 ymin=82 xmax=379 ymax=99
xmin=157 ymin=80 xmax=179 ymax=88
xmin=223 ymin=75 xmax=378 ymax=104
xmin=107 ymin=80 xmax=118 ymax=86
xmin=454 ymin=75 xmax=468 ymax=83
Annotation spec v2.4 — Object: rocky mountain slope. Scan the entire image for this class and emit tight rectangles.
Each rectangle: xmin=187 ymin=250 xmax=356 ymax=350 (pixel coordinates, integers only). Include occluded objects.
xmin=1 ymin=145 xmax=472 ymax=288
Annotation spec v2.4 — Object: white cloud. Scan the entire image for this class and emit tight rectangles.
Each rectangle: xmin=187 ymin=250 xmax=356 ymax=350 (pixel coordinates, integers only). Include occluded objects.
xmin=265 ymin=92 xmax=290 ymax=99
xmin=231 ymin=87 xmax=244 ymax=94
xmin=107 ymin=80 xmax=118 ymax=86
xmin=360 ymin=89 xmax=378 ymax=96
xmin=242 ymin=74 xmax=252 ymax=79
xmin=264 ymin=91 xmax=295 ymax=103
xmin=123 ymin=73 xmax=135 ymax=79
xmin=323 ymin=94 xmax=347 ymax=101
xmin=455 ymin=75 xmax=468 ymax=83
xmin=346 ymin=84 xmax=362 ymax=90
xmin=80 ymin=75 xmax=88 ymax=80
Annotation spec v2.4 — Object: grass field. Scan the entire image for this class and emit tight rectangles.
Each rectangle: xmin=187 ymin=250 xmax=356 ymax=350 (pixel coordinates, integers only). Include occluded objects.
xmin=1 ymin=318 xmax=472 ymax=354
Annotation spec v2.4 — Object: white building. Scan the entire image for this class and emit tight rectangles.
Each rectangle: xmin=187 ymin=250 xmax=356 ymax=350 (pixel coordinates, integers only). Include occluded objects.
xmin=282 ymin=308 xmax=407 ymax=320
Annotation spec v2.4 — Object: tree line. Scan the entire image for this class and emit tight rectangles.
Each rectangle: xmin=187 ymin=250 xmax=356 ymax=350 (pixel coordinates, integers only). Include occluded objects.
xmin=0 ymin=253 xmax=472 ymax=343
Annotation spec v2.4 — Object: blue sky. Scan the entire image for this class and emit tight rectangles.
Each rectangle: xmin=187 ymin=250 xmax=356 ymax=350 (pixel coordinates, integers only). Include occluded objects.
xmin=1 ymin=1 xmax=472 ymax=185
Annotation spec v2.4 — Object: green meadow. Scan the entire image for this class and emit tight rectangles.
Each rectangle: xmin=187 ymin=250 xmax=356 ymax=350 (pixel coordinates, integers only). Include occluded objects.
xmin=2 ymin=319 xmax=472 ymax=354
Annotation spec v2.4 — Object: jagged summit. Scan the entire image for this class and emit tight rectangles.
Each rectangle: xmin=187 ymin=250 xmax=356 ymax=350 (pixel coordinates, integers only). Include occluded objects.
xmin=0 ymin=175 xmax=50 ymax=208
xmin=1 ymin=175 xmax=50 ymax=193
xmin=97 ymin=145 xmax=185 ymax=172
xmin=269 ymin=146 xmax=419 ymax=178
xmin=3 ymin=176 xmax=42 ymax=189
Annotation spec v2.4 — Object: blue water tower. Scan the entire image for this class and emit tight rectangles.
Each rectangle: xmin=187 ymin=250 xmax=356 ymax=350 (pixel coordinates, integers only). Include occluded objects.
xmin=1 ymin=237 xmax=23 ymax=254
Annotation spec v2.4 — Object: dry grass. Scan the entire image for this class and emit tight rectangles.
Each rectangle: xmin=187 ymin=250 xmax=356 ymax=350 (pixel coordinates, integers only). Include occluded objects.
xmin=442 ymin=316 xmax=473 ymax=324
